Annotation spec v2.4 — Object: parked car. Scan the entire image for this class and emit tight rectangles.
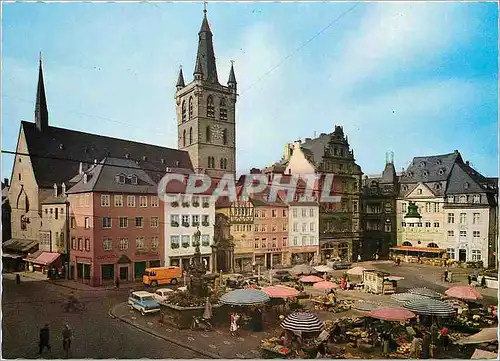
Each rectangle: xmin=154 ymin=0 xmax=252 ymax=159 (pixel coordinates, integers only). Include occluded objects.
xmin=128 ymin=291 xmax=161 ymax=315
xmin=273 ymin=270 xmax=292 ymax=282
xmin=330 ymin=261 xmax=352 ymax=270
xmin=153 ymin=288 xmax=174 ymax=303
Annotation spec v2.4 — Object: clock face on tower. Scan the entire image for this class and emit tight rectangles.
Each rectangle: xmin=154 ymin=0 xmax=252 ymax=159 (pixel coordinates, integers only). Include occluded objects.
xmin=211 ymin=125 xmax=224 ymax=139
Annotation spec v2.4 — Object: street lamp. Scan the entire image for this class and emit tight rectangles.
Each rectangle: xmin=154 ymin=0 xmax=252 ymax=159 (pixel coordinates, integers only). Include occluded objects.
xmin=404 ymin=201 xmax=422 ymax=224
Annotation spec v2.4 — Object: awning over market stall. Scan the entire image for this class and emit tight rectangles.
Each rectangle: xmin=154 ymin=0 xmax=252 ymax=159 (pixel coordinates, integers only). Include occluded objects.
xmin=366 ymin=307 xmax=416 ymax=321
xmin=346 ymin=266 xmax=366 ymax=276
xmin=314 ymin=265 xmax=333 ymax=273
xmin=391 ymin=293 xmax=431 ymax=304
xmin=281 ymin=311 xmax=324 ymax=333
xmin=403 ymin=298 xmax=455 ymax=316
xmin=390 ymin=246 xmax=446 ymax=253
xmin=262 ymin=286 xmax=299 ymax=299
xmin=2 ymin=238 xmax=39 ymax=253
xmin=24 ymin=251 xmax=61 ymax=266
xmin=299 ymin=275 xmax=323 ymax=283
xmin=313 ymin=281 xmax=338 ymax=290
xmin=219 ymin=289 xmax=270 ymax=306
xmin=456 ymin=327 xmax=498 ymax=345
xmin=408 ymin=287 xmax=442 ymax=299
xmin=444 ymin=286 xmax=483 ymax=301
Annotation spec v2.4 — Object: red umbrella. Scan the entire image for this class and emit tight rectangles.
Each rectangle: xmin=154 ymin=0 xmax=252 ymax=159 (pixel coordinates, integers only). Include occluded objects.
xmin=444 ymin=286 xmax=483 ymax=301
xmin=313 ymin=281 xmax=338 ymax=290
xmin=300 ymin=275 xmax=323 ymax=283
xmin=262 ymin=286 xmax=300 ymax=298
xmin=366 ymin=307 xmax=416 ymax=321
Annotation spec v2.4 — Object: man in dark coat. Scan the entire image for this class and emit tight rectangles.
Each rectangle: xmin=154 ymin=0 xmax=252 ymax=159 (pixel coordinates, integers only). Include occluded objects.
xmin=39 ymin=324 xmax=51 ymax=354
xmin=422 ymin=332 xmax=431 ymax=359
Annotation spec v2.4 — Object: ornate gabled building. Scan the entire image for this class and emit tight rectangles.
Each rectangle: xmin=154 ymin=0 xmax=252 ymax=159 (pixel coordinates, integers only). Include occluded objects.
xmin=361 ymin=152 xmax=399 ymax=260
xmin=175 ymin=9 xmax=237 ymax=179
xmin=283 ymin=126 xmax=363 ymax=263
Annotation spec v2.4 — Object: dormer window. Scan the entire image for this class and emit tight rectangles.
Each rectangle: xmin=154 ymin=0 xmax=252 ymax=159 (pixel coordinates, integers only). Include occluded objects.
xmin=436 ymin=159 xmax=442 ymax=165
xmin=423 ymin=171 xmax=429 ymax=177
xmin=402 ymin=185 xmax=408 ymax=191
xmin=115 ymin=174 xmax=126 ymax=184
xmin=438 ymin=169 xmax=445 ymax=175
xmin=420 ymin=161 xmax=426 ymax=167
xmin=464 ymin=182 xmax=470 ymax=189
xmin=417 ymin=189 xmax=423 ymax=195
xmin=447 ymin=195 xmax=454 ymax=203
xmin=434 ymin=183 xmax=441 ymax=190
xmin=408 ymin=172 xmax=413 ymax=177
xmin=207 ymin=95 xmax=215 ymax=118
xmin=220 ymin=98 xmax=227 ymax=120
xmin=127 ymin=175 xmax=138 ymax=185
xmin=181 ymin=101 xmax=187 ymax=122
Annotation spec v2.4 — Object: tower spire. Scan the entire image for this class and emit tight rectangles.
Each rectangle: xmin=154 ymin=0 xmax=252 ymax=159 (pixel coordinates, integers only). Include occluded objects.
xmin=176 ymin=66 xmax=185 ymax=90
xmin=228 ymin=60 xmax=237 ymax=89
xmin=35 ymin=52 xmax=49 ymax=131
xmin=194 ymin=3 xmax=219 ymax=84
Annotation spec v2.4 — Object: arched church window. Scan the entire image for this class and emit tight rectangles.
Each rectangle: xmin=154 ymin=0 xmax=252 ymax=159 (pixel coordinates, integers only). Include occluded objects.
xmin=222 ymin=129 xmax=228 ymax=145
xmin=223 ymin=158 xmax=228 ymax=169
xmin=208 ymin=156 xmax=215 ymax=168
xmin=220 ymin=158 xmax=224 ymax=169
xmin=189 ymin=127 xmax=193 ymax=145
xmin=181 ymin=101 xmax=186 ymax=122
xmin=206 ymin=126 xmax=211 ymax=142
xmin=207 ymin=95 xmax=215 ymax=118
xmin=183 ymin=129 xmax=186 ymax=147
xmin=220 ymin=98 xmax=227 ymax=120
xmin=188 ymin=97 xmax=193 ymax=119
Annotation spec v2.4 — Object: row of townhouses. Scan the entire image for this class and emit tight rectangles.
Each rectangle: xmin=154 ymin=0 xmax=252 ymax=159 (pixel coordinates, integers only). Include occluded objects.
xmin=3 ymin=8 xmax=498 ymax=286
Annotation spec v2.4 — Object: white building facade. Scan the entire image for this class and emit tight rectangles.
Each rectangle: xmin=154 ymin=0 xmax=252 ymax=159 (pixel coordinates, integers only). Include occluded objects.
xmin=164 ymin=194 xmax=215 ymax=271
xmin=288 ymin=201 xmax=320 ymax=265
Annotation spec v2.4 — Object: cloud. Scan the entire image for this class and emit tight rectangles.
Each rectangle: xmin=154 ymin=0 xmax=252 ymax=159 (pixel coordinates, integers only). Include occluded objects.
xmin=329 ymin=3 xmax=472 ymax=94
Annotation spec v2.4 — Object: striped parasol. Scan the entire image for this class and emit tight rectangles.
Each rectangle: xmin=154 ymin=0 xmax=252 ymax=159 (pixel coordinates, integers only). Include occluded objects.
xmin=219 ymin=289 xmax=270 ymax=306
xmin=403 ymin=298 xmax=455 ymax=316
xmin=444 ymin=286 xmax=483 ymax=301
xmin=408 ymin=287 xmax=442 ymax=299
xmin=391 ymin=292 xmax=431 ymax=304
xmin=280 ymin=311 xmax=324 ymax=333
xmin=352 ymin=301 xmax=380 ymax=312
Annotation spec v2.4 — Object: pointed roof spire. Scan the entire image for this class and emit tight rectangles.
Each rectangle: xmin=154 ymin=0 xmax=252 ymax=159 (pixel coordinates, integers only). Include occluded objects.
xmin=194 ymin=2 xmax=219 ymax=84
xmin=176 ymin=66 xmax=185 ymax=89
xmin=228 ymin=60 xmax=237 ymax=87
xmin=194 ymin=56 xmax=204 ymax=79
xmin=35 ymin=52 xmax=49 ymax=131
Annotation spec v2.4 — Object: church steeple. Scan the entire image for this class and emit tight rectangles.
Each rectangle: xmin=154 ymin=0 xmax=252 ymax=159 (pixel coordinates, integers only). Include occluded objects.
xmin=227 ymin=60 xmax=237 ymax=89
xmin=176 ymin=66 xmax=185 ymax=90
xmin=194 ymin=5 xmax=219 ymax=84
xmin=35 ymin=53 xmax=49 ymax=131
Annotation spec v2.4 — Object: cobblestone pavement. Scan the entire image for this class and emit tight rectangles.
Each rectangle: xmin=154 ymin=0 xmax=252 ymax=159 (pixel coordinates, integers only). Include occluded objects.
xmin=2 ymin=277 xmax=204 ymax=359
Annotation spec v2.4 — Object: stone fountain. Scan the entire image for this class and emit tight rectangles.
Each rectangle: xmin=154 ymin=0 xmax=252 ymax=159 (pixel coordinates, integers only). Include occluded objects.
xmin=187 ymin=227 xmax=209 ymax=297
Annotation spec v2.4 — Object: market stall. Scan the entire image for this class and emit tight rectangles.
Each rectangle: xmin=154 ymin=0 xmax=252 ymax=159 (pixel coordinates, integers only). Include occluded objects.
xmin=299 ymin=275 xmax=323 ymax=284
xmin=219 ymin=289 xmax=270 ymax=331
xmin=408 ymin=287 xmax=442 ymax=299
xmin=291 ymin=264 xmax=314 ymax=276
xmin=362 ymin=270 xmax=394 ymax=294
xmin=445 ymin=286 xmax=483 ymax=301
xmin=403 ymin=297 xmax=455 ymax=326
xmin=391 ymin=292 xmax=431 ymax=304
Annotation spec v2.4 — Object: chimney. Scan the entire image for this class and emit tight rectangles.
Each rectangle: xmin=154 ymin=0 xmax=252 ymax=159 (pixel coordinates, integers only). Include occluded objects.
xmin=61 ymin=182 xmax=66 ymax=196
xmin=53 ymin=183 xmax=58 ymax=197
xmin=79 ymin=162 xmax=84 ymax=174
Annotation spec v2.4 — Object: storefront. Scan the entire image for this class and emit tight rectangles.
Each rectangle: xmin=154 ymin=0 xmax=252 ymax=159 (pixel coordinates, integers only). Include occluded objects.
xmin=290 ymin=248 xmax=318 ymax=265
xmin=389 ymin=245 xmax=446 ymax=260
xmin=234 ymin=253 xmax=253 ymax=273
xmin=320 ymin=240 xmax=352 ymax=262
xmin=24 ymin=251 xmax=62 ymax=275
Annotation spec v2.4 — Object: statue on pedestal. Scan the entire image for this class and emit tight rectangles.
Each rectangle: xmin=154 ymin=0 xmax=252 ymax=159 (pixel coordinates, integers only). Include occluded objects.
xmin=187 ymin=227 xmax=209 ymax=297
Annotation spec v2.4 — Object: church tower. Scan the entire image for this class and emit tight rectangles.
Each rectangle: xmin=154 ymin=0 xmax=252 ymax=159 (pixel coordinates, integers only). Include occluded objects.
xmin=175 ymin=7 xmax=237 ymax=179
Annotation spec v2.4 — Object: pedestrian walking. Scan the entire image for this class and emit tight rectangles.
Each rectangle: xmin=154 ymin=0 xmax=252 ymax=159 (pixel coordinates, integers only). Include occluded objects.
xmin=38 ymin=324 xmax=51 ymax=354
xmin=229 ymin=312 xmax=240 ymax=336
xmin=448 ymin=271 xmax=453 ymax=283
xmin=357 ymin=254 xmax=361 ymax=263
xmin=468 ymin=275 xmax=472 ymax=285
xmin=62 ymin=324 xmax=73 ymax=358
xmin=115 ymin=276 xmax=120 ymax=289
xmin=440 ymin=326 xmax=449 ymax=351
xmin=15 ymin=273 xmax=21 ymax=284
xmin=472 ymin=268 xmax=478 ymax=282
xmin=410 ymin=333 xmax=423 ymax=359
xmin=443 ymin=269 xmax=448 ymax=283
xmin=481 ymin=275 xmax=487 ymax=288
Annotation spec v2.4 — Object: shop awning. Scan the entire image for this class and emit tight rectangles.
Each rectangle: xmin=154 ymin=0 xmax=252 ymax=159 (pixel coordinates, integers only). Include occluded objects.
xmin=2 ymin=239 xmax=39 ymax=253
xmin=390 ymin=246 xmax=446 ymax=253
xmin=2 ymin=253 xmax=25 ymax=259
xmin=25 ymin=252 xmax=61 ymax=266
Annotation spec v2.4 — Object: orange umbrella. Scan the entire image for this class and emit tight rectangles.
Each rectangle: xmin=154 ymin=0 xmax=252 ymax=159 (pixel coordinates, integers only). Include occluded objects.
xmin=313 ymin=281 xmax=338 ymax=290
xmin=444 ymin=286 xmax=483 ymax=301
xmin=263 ymin=286 xmax=300 ymax=298
xmin=366 ymin=307 xmax=416 ymax=321
xmin=299 ymin=275 xmax=323 ymax=283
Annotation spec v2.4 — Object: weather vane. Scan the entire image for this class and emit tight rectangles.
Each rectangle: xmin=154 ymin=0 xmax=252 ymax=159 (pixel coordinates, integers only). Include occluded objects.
xmin=203 ymin=1 xmax=207 ymax=13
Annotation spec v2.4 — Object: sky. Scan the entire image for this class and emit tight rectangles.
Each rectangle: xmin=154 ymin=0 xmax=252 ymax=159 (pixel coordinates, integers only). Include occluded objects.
xmin=2 ymin=1 xmax=498 ymax=181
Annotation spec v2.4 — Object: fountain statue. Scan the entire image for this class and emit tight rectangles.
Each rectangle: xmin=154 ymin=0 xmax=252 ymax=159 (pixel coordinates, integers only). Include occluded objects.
xmin=187 ymin=227 xmax=209 ymax=297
